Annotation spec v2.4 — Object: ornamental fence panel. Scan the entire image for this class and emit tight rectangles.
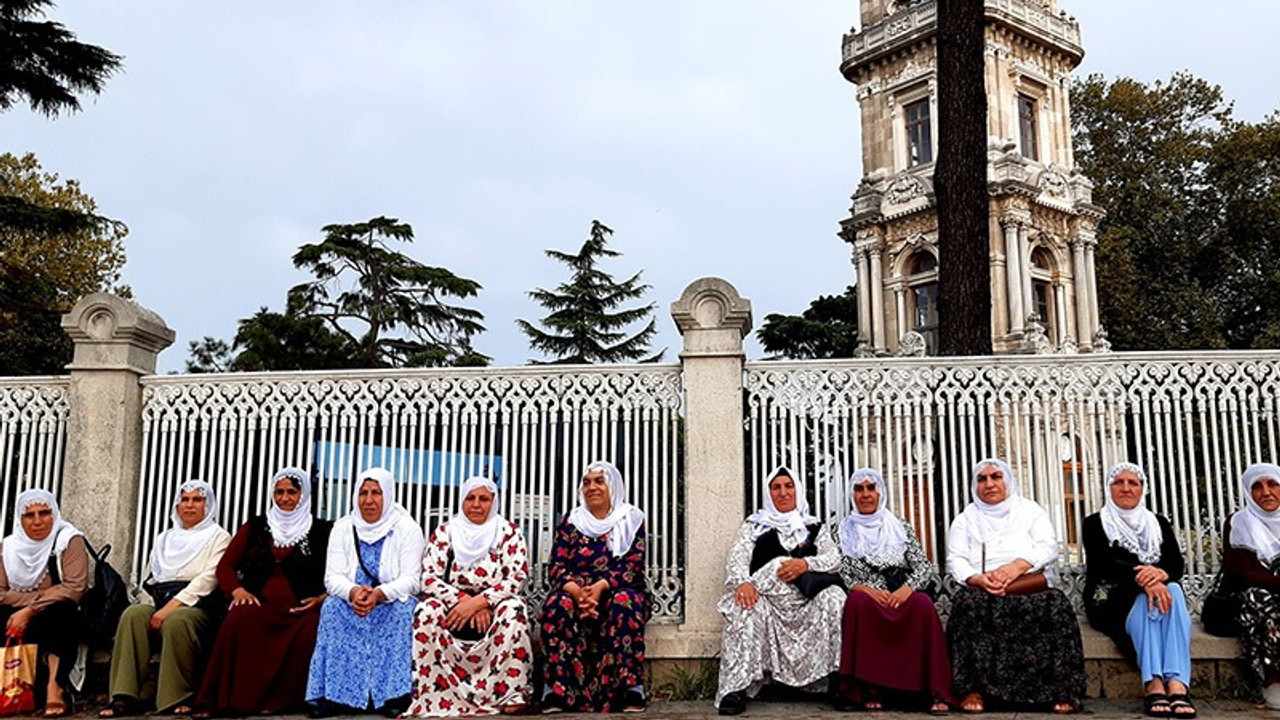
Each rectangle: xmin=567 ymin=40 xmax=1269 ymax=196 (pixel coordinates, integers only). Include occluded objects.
xmin=136 ymin=365 xmax=685 ymax=622
xmin=0 ymin=379 xmax=70 ymax=535
xmin=744 ymin=351 xmax=1280 ymax=615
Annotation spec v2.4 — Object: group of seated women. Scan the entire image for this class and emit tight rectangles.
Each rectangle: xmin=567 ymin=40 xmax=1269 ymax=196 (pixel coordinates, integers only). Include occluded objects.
xmin=82 ymin=459 xmax=647 ymax=718
xmin=716 ymin=457 xmax=1212 ymax=717
xmin=7 ymin=457 xmax=1280 ymax=717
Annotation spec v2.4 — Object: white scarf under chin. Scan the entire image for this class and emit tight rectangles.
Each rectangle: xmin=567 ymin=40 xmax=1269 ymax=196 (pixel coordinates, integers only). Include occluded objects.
xmin=351 ymin=467 xmax=411 ymax=543
xmin=266 ymin=467 xmax=314 ymax=548
xmin=746 ymin=466 xmax=818 ymax=551
xmin=961 ymin=458 xmax=1043 ymax=568
xmin=152 ymin=480 xmax=226 ymax=582
xmin=839 ymin=468 xmax=908 ymax=565
xmin=1099 ymin=462 xmax=1162 ymax=564
xmin=1231 ymin=463 xmax=1280 ymax=564
xmin=568 ymin=460 xmax=646 ymax=557
xmin=448 ymin=476 xmax=504 ymax=567
xmin=2 ymin=489 xmax=83 ymax=591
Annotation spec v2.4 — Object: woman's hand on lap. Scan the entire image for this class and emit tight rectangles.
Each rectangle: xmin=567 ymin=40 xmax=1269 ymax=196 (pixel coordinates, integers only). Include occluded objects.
xmin=734 ymin=582 xmax=760 ymax=610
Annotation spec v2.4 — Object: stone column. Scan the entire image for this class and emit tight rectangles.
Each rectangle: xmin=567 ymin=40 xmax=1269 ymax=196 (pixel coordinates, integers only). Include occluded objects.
xmin=1071 ymin=237 xmax=1091 ymax=351
xmin=1084 ymin=237 xmax=1100 ymax=341
xmin=658 ymin=278 xmax=752 ymax=659
xmin=1019 ymin=224 xmax=1034 ymax=325
xmin=868 ymin=244 xmax=886 ymax=351
xmin=1054 ymin=282 xmax=1068 ymax=347
xmin=894 ymin=286 xmax=907 ymax=345
xmin=1002 ymin=218 xmax=1025 ymax=335
xmin=856 ymin=247 xmax=872 ymax=346
xmin=60 ymin=293 xmax=175 ymax=581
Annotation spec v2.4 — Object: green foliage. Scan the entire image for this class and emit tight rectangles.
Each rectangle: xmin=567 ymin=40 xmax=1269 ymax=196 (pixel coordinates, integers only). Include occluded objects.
xmin=0 ymin=153 xmax=128 ymax=375
xmin=757 ymin=286 xmax=859 ymax=360
xmin=654 ymin=660 xmax=719 ymax=702
xmin=1073 ymin=72 xmax=1280 ymax=350
xmin=516 ymin=220 xmax=663 ymax=364
xmin=0 ymin=0 xmax=123 ymax=116
xmin=187 ymin=217 xmax=489 ymax=372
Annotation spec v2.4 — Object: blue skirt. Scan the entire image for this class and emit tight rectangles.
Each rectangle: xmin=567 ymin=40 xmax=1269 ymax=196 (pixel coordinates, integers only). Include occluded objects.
xmin=306 ymin=595 xmax=415 ymax=709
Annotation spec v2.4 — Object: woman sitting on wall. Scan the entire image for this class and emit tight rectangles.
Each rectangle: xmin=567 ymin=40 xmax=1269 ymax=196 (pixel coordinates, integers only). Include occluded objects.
xmin=1220 ymin=463 xmax=1280 ymax=711
xmin=307 ymin=467 xmax=424 ymax=718
xmin=832 ymin=468 xmax=951 ymax=714
xmin=714 ymin=466 xmax=844 ymax=716
xmin=945 ymin=458 xmax=1086 ymax=714
xmin=0 ymin=489 xmax=89 ymax=718
xmin=407 ymin=476 xmax=533 ymax=716
xmin=1083 ymin=462 xmax=1195 ymax=718
xmin=195 ymin=467 xmax=332 ymax=717
xmin=538 ymin=460 xmax=649 ymax=713
xmin=101 ymin=480 xmax=231 ymax=717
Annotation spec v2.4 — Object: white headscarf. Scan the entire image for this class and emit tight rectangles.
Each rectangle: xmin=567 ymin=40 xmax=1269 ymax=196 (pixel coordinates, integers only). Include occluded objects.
xmin=745 ymin=466 xmax=819 ymax=551
xmin=448 ymin=476 xmax=504 ymax=567
xmin=351 ymin=467 xmax=411 ymax=544
xmin=567 ymin=460 xmax=646 ymax=557
xmin=266 ymin=466 xmax=314 ymax=548
xmin=152 ymin=480 xmax=226 ymax=582
xmin=956 ymin=458 xmax=1046 ymax=567
xmin=1230 ymin=463 xmax=1280 ymax=564
xmin=2 ymin=489 xmax=83 ymax=591
xmin=1099 ymin=462 xmax=1163 ymax=564
xmin=839 ymin=467 xmax=908 ymax=565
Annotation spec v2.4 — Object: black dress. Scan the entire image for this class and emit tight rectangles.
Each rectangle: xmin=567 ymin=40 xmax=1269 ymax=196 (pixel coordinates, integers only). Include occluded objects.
xmin=1082 ymin=512 xmax=1184 ymax=659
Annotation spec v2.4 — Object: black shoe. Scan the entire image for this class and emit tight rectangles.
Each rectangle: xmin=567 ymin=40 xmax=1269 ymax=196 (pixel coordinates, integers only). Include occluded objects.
xmin=540 ymin=693 xmax=566 ymax=715
xmin=621 ymin=690 xmax=646 ymax=713
xmin=308 ymin=700 xmax=340 ymax=719
xmin=718 ymin=692 xmax=746 ymax=716
xmin=379 ymin=694 xmax=410 ymax=718
xmin=831 ymin=696 xmax=862 ymax=713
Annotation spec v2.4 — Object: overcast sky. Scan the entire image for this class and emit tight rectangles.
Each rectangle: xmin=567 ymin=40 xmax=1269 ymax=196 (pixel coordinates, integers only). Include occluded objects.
xmin=8 ymin=1 xmax=1280 ymax=373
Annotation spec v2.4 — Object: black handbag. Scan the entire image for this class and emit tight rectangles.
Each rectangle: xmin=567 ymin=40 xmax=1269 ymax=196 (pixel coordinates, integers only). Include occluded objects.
xmin=1200 ymin=569 xmax=1242 ymax=637
xmin=47 ymin=532 xmax=128 ymax=643
xmin=441 ymin=547 xmax=485 ymax=641
xmin=142 ymin=577 xmax=223 ymax=614
xmin=792 ymin=571 xmax=846 ymax=600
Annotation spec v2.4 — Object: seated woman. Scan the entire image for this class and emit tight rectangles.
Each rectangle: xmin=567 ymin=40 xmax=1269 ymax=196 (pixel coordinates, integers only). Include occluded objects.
xmin=1221 ymin=463 xmax=1280 ymax=710
xmin=945 ymin=458 xmax=1085 ymax=714
xmin=832 ymin=468 xmax=951 ymax=714
xmin=101 ymin=480 xmax=232 ymax=717
xmin=307 ymin=467 xmax=424 ymax=717
xmin=407 ymin=476 xmax=533 ymax=716
xmin=538 ymin=460 xmax=649 ymax=713
xmin=1083 ymin=462 xmax=1195 ymax=718
xmin=715 ymin=467 xmax=844 ymax=716
xmin=0 ymin=489 xmax=88 ymax=718
xmin=195 ymin=467 xmax=332 ymax=716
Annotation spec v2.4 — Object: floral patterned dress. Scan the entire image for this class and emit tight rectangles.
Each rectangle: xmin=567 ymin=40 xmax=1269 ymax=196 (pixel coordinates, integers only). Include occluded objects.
xmin=407 ymin=520 xmax=534 ymax=717
xmin=538 ymin=518 xmax=650 ymax=712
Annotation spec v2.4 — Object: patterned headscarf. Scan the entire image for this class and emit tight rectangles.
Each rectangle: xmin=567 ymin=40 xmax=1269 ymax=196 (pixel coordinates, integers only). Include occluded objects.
xmin=838 ymin=467 xmax=908 ymax=565
xmin=1099 ymin=462 xmax=1162 ymax=564
xmin=266 ymin=466 xmax=314 ymax=548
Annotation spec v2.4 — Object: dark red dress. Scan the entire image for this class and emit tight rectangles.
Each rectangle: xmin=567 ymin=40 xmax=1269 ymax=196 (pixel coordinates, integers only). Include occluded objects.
xmin=195 ymin=515 xmax=331 ymax=714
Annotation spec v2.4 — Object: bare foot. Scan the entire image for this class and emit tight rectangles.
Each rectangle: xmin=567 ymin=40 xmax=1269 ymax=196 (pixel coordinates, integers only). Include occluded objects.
xmin=959 ymin=692 xmax=983 ymax=714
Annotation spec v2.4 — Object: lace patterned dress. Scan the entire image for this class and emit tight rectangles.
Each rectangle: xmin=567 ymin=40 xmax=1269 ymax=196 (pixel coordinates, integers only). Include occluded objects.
xmin=714 ymin=522 xmax=844 ymax=705
xmin=407 ymin=520 xmax=534 ymax=716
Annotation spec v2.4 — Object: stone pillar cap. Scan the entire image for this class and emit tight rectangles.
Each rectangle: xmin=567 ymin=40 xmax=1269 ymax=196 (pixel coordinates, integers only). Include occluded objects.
xmin=61 ymin=292 xmax=176 ymax=374
xmin=670 ymin=277 xmax=753 ymax=337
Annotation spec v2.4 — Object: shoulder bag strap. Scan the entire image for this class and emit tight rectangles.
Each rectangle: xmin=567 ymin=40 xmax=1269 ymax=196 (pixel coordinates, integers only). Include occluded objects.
xmin=351 ymin=526 xmax=381 ymax=587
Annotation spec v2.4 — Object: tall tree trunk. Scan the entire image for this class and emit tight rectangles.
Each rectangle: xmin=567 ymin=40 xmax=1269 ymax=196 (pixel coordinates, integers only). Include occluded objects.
xmin=935 ymin=0 xmax=993 ymax=356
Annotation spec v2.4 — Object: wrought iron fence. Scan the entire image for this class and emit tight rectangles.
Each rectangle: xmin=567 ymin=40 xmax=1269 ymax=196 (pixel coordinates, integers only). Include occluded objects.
xmin=136 ymin=365 xmax=685 ymax=621
xmin=744 ymin=351 xmax=1280 ymax=613
xmin=0 ymin=379 xmax=70 ymax=535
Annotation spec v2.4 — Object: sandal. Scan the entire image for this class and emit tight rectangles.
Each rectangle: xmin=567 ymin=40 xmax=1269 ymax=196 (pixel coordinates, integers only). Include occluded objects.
xmin=44 ymin=702 xmax=72 ymax=719
xmin=100 ymin=697 xmax=142 ymax=719
xmin=1167 ymin=694 xmax=1196 ymax=718
xmin=958 ymin=692 xmax=984 ymax=714
xmin=1144 ymin=693 xmax=1172 ymax=718
xmin=929 ymin=697 xmax=951 ymax=716
xmin=1052 ymin=699 xmax=1082 ymax=715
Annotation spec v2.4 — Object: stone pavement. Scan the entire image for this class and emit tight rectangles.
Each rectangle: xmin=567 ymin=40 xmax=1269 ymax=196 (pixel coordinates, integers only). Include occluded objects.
xmin=56 ymin=699 xmax=1272 ymax=719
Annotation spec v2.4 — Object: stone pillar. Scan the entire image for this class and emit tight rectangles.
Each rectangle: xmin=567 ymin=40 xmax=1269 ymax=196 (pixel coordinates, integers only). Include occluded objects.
xmin=657 ymin=278 xmax=752 ymax=658
xmin=856 ymin=247 xmax=872 ymax=346
xmin=1002 ymin=218 xmax=1025 ymax=336
xmin=1053 ymin=282 xmax=1068 ymax=347
xmin=1071 ymin=237 xmax=1091 ymax=351
xmin=894 ymin=287 xmax=907 ymax=345
xmin=1084 ymin=237 xmax=1100 ymax=341
xmin=868 ymin=244 xmax=886 ymax=351
xmin=60 ymin=293 xmax=175 ymax=581
xmin=1019 ymin=224 xmax=1034 ymax=325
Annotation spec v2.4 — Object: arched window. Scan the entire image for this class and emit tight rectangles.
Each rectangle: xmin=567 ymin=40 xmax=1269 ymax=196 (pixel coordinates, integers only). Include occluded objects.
xmin=905 ymin=250 xmax=938 ymax=354
xmin=1029 ymin=247 xmax=1057 ymax=344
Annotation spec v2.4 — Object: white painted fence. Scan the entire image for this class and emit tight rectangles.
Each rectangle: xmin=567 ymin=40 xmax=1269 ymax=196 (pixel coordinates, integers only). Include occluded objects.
xmin=745 ymin=351 xmax=1280 ymax=612
xmin=135 ymin=365 xmax=686 ymax=621
xmin=0 ymin=378 xmax=70 ymax=534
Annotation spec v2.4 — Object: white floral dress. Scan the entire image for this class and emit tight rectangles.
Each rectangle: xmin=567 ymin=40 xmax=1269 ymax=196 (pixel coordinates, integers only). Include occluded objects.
xmin=406 ymin=520 xmax=533 ymax=717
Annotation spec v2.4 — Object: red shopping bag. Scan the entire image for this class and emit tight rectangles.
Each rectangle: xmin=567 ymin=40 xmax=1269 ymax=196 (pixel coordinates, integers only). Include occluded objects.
xmin=0 ymin=637 xmax=36 ymax=716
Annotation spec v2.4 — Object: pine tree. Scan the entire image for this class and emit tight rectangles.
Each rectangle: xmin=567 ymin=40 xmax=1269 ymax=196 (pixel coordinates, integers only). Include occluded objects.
xmin=517 ymin=220 xmax=663 ymax=364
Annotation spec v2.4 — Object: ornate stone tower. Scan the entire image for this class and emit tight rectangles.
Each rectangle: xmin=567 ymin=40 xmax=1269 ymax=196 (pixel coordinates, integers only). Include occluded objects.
xmin=839 ymin=0 xmax=1105 ymax=356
